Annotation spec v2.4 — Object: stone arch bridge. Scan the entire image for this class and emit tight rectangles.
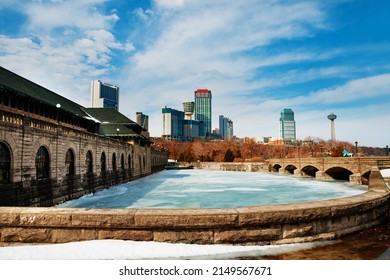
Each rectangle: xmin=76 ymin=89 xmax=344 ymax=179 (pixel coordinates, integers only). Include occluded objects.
xmin=268 ymin=157 xmax=390 ymax=185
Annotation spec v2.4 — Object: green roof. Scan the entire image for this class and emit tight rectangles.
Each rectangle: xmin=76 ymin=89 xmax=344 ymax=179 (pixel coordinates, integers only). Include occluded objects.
xmin=84 ymin=108 xmax=145 ymax=135
xmin=0 ymin=66 xmax=88 ymax=118
xmin=83 ymin=108 xmax=136 ymax=124
xmin=99 ymin=124 xmax=143 ymax=138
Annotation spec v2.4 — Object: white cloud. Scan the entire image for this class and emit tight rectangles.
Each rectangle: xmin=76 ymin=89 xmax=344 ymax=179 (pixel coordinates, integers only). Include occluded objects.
xmin=255 ymin=73 xmax=390 ymax=111
xmin=0 ymin=0 xmax=134 ymax=106
xmin=154 ymin=0 xmax=185 ymax=9
xmin=118 ymin=0 xmax=330 ymax=135
xmin=311 ymin=74 xmax=390 ymax=103
xmin=23 ymin=1 xmax=117 ymax=33
xmin=1 ymin=0 xmax=389 ymax=147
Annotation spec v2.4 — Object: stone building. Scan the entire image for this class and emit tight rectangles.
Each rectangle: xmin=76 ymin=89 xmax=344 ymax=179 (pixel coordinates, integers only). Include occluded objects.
xmin=0 ymin=66 xmax=168 ymax=207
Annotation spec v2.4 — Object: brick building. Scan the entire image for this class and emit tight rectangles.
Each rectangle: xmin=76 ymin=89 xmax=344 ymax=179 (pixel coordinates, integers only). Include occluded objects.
xmin=0 ymin=67 xmax=168 ymax=206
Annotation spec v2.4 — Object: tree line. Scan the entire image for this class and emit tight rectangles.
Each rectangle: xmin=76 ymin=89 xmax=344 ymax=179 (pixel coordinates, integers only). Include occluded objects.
xmin=152 ymin=137 xmax=389 ymax=163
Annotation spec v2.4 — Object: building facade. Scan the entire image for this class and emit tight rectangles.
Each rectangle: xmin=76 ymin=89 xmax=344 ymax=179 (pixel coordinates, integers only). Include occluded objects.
xmin=91 ymin=80 xmax=119 ymax=111
xmin=219 ymin=115 xmax=234 ymax=139
xmin=279 ymin=108 xmax=296 ymax=142
xmin=136 ymin=112 xmax=149 ymax=131
xmin=194 ymin=89 xmax=212 ymax=137
xmin=162 ymin=107 xmax=185 ymax=140
xmin=162 ymin=106 xmax=205 ymax=141
xmin=0 ymin=67 xmax=168 ymax=207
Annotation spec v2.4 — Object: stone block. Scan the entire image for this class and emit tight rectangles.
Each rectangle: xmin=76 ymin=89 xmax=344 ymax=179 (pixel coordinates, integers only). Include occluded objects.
xmin=0 ymin=207 xmax=20 ymax=226
xmin=134 ymin=209 xmax=238 ymax=229
xmin=153 ymin=230 xmax=214 ymax=244
xmin=282 ymin=222 xmax=315 ymax=239
xmin=71 ymin=208 xmax=136 ymax=228
xmin=236 ymin=203 xmax=331 ymax=226
xmin=50 ymin=228 xmax=98 ymax=243
xmin=214 ymin=227 xmax=281 ymax=244
xmin=1 ymin=227 xmax=50 ymax=243
xmin=19 ymin=208 xmax=71 ymax=227
xmin=349 ymin=173 xmax=362 ymax=185
xmin=98 ymin=229 xmax=153 ymax=241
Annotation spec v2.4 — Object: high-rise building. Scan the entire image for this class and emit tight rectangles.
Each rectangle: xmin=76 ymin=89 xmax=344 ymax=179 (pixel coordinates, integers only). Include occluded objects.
xmin=162 ymin=107 xmax=185 ymax=140
xmin=162 ymin=106 xmax=204 ymax=141
xmin=219 ymin=115 xmax=234 ymax=139
xmin=194 ymin=89 xmax=212 ymax=137
xmin=91 ymin=80 xmax=119 ymax=111
xmin=279 ymin=108 xmax=296 ymax=141
xmin=136 ymin=112 xmax=149 ymax=131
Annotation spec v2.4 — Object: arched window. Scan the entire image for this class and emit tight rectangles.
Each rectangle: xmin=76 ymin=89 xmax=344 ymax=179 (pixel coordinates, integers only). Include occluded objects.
xmin=65 ymin=149 xmax=75 ymax=176
xmin=36 ymin=146 xmax=50 ymax=179
xmin=112 ymin=153 xmax=117 ymax=170
xmin=86 ymin=150 xmax=93 ymax=174
xmin=0 ymin=142 xmax=11 ymax=183
xmin=100 ymin=152 xmax=106 ymax=173
xmin=121 ymin=154 xmax=125 ymax=170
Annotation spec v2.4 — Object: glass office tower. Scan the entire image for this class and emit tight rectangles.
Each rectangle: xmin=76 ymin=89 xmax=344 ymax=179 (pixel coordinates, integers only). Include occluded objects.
xmin=279 ymin=108 xmax=296 ymax=141
xmin=194 ymin=89 xmax=212 ymax=137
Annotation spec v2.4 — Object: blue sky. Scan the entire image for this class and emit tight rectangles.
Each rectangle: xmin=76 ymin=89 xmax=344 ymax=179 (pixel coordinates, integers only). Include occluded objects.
xmin=1 ymin=0 xmax=390 ymax=147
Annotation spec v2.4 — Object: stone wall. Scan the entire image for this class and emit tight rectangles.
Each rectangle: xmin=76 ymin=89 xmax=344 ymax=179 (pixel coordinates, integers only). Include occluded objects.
xmin=0 ymin=167 xmax=389 ymax=245
xmin=194 ymin=162 xmax=269 ymax=172
xmin=0 ymin=112 xmax=168 ymax=207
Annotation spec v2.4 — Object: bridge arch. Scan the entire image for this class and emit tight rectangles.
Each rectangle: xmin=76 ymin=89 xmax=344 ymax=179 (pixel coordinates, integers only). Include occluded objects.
xmin=325 ymin=166 xmax=353 ymax=181
xmin=301 ymin=165 xmax=319 ymax=178
xmin=285 ymin=164 xmax=297 ymax=174
xmin=271 ymin=164 xmax=282 ymax=172
xmin=361 ymin=169 xmax=371 ymax=185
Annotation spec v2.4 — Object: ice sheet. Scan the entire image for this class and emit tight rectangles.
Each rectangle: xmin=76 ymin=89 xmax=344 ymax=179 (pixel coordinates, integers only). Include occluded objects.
xmin=58 ymin=170 xmax=367 ymax=209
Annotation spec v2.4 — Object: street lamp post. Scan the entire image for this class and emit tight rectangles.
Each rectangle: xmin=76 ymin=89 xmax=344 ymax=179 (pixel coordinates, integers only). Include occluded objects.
xmin=355 ymin=141 xmax=358 ymax=157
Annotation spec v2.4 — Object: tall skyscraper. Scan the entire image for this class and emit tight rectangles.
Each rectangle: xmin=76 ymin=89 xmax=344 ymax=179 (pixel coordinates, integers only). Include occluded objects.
xmin=136 ymin=112 xmax=149 ymax=131
xmin=91 ymin=80 xmax=119 ymax=111
xmin=279 ymin=108 xmax=296 ymax=141
xmin=219 ymin=115 xmax=234 ymax=139
xmin=194 ymin=89 xmax=212 ymax=137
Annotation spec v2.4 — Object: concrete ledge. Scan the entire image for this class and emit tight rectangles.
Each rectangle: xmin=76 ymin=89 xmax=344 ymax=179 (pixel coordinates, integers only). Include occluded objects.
xmin=0 ymin=168 xmax=389 ymax=245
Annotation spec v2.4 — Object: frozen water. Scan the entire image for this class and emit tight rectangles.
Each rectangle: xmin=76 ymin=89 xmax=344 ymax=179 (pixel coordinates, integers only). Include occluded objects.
xmin=58 ymin=170 xmax=367 ymax=209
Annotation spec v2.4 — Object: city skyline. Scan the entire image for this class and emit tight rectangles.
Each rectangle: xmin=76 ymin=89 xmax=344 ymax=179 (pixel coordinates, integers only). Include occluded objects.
xmin=1 ymin=1 xmax=390 ymax=147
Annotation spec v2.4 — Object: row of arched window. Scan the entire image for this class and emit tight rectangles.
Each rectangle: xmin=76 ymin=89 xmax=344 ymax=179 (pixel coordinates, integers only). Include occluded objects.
xmin=0 ymin=142 xmax=137 ymax=183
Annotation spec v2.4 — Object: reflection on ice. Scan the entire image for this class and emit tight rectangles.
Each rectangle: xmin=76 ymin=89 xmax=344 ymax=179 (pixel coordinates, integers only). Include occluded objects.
xmin=58 ymin=170 xmax=367 ymax=209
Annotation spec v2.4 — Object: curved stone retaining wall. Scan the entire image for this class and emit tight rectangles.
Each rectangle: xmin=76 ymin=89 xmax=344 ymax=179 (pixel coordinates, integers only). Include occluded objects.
xmin=0 ymin=167 xmax=389 ymax=245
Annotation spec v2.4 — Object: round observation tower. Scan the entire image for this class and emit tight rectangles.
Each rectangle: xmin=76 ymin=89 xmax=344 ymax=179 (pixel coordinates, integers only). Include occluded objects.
xmin=327 ymin=113 xmax=337 ymax=143
xmin=183 ymin=101 xmax=195 ymax=120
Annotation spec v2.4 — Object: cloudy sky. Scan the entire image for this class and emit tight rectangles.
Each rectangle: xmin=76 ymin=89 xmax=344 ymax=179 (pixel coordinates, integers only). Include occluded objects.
xmin=1 ymin=0 xmax=389 ymax=147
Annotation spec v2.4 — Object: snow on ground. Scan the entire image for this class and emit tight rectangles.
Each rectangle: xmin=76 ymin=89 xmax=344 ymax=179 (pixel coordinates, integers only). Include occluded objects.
xmin=0 ymin=239 xmax=333 ymax=260
xmin=381 ymin=169 xmax=390 ymax=177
